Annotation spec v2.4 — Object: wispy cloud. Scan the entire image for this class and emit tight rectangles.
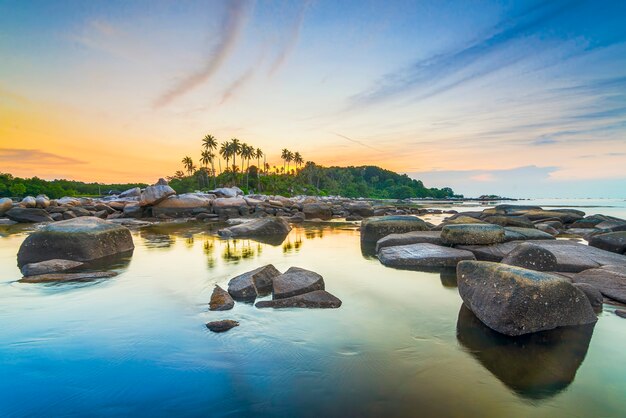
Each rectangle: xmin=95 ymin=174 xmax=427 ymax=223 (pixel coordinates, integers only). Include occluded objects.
xmin=268 ymin=0 xmax=310 ymax=76
xmin=333 ymin=133 xmax=383 ymax=151
xmin=0 ymin=149 xmax=86 ymax=166
xmin=154 ymin=0 xmax=253 ymax=108
xmin=220 ymin=66 xmax=257 ymax=105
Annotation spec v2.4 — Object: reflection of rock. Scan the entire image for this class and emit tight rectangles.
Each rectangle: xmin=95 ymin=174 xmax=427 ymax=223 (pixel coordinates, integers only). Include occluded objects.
xmin=218 ymin=217 xmax=291 ymax=239
xmin=439 ymin=268 xmax=457 ymax=287
xmin=19 ymin=271 xmax=118 ymax=283
xmin=456 ymin=304 xmax=594 ymax=400
xmin=21 ymin=259 xmax=84 ymax=276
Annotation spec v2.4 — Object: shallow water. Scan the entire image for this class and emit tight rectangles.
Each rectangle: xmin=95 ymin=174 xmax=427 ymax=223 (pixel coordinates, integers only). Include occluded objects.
xmin=1 ymin=217 xmax=626 ymax=417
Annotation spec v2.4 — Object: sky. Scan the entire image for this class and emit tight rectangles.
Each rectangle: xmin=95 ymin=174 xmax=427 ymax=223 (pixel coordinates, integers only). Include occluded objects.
xmin=1 ymin=0 xmax=625 ymax=198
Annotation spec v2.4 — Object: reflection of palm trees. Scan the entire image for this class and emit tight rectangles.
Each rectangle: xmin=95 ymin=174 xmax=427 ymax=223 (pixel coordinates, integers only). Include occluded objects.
xmin=221 ymin=239 xmax=259 ymax=262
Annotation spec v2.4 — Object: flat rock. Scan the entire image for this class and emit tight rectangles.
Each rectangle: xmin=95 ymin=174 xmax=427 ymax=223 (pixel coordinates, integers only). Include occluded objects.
xmin=6 ymin=207 xmax=53 ymax=223
xmin=273 ymin=267 xmax=325 ymax=299
xmin=19 ymin=271 xmax=117 ymax=283
xmin=227 ymin=264 xmax=282 ymax=300
xmin=153 ymin=194 xmax=213 ymax=216
xmin=457 ymin=261 xmax=597 ymax=336
xmin=571 ymin=265 xmax=626 ymax=303
xmin=218 ymin=217 xmax=291 ymax=238
xmin=375 ymin=230 xmax=442 ymax=252
xmin=360 ymin=215 xmax=431 ymax=243
xmin=589 ymin=232 xmax=626 ymax=255
xmin=501 ymin=242 xmax=557 ymax=272
xmin=255 ymin=290 xmax=341 ymax=309
xmin=441 ymin=224 xmax=505 ymax=245
xmin=209 ymin=285 xmax=235 ymax=311
xmin=503 ymin=227 xmax=555 ymax=242
xmin=206 ymin=320 xmax=239 ymax=333
xmin=0 ymin=218 xmax=17 ymax=226
xmin=20 ymin=259 xmax=85 ymax=276
xmin=378 ymin=243 xmax=475 ymax=268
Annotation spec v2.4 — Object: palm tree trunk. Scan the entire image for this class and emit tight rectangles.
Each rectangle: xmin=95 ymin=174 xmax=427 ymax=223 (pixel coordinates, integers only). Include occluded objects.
xmin=211 ymin=162 xmax=216 ymax=188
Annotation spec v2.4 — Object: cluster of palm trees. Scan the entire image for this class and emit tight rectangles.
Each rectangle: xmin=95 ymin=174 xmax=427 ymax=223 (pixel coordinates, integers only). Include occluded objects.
xmin=179 ymin=135 xmax=305 ymax=192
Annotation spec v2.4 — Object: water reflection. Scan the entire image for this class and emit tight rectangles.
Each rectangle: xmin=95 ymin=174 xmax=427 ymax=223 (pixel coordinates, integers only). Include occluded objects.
xmin=282 ymin=232 xmax=303 ymax=254
xmin=439 ymin=268 xmax=457 ymax=287
xmin=456 ymin=304 xmax=594 ymax=400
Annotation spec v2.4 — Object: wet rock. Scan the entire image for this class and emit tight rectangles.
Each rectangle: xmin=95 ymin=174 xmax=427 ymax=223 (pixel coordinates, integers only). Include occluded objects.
xmin=19 ymin=271 xmax=117 ymax=283
xmin=571 ymin=265 xmax=626 ymax=303
xmin=208 ymin=187 xmax=243 ymax=198
xmin=345 ymin=201 xmax=374 ymax=217
xmin=6 ymin=207 xmax=54 ymax=223
xmin=139 ymin=179 xmax=176 ymax=206
xmin=206 ymin=320 xmax=239 ymax=333
xmin=441 ymin=224 xmax=505 ymax=245
xmin=21 ymin=196 xmax=37 ymax=208
xmin=123 ymin=203 xmax=143 ymax=218
xmin=272 ymin=267 xmax=325 ymax=299
xmin=0 ymin=218 xmax=17 ymax=226
xmin=378 ymin=243 xmax=475 ymax=268
xmin=196 ymin=213 xmax=218 ymax=222
xmin=457 ymin=260 xmax=597 ymax=336
xmin=503 ymin=227 xmax=555 ymax=242
xmin=360 ymin=215 xmax=431 ymax=243
xmin=375 ymin=230 xmax=443 ymax=252
xmin=227 ymin=264 xmax=282 ymax=300
xmin=209 ymin=285 xmax=235 ymax=311
xmin=289 ymin=212 xmax=306 ymax=223
xmin=302 ymin=203 xmax=333 ymax=220
xmin=535 ymin=223 xmax=560 ymax=236
xmin=501 ymin=242 xmax=558 ymax=271
xmin=520 ymin=209 xmax=584 ymax=224
xmin=17 ymin=217 xmax=134 ymax=267
xmin=433 ymin=215 xmax=486 ymax=230
xmin=153 ymin=193 xmax=213 ymax=217
xmin=589 ymin=231 xmax=626 ymax=255
xmin=218 ymin=217 xmax=291 ymax=238
xmin=256 ymin=290 xmax=341 ymax=309
xmin=482 ymin=215 xmax=534 ymax=228
xmin=20 ymin=259 xmax=85 ymax=276
xmin=0 ymin=197 xmax=13 ymax=215
xmin=573 ymin=283 xmax=603 ymax=312
xmin=616 ymin=310 xmax=626 ymax=319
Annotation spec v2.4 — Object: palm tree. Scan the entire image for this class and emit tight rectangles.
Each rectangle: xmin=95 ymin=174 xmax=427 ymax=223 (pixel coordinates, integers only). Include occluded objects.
xmin=200 ymin=150 xmax=215 ymax=189
xmin=293 ymin=151 xmax=303 ymax=171
xmin=240 ymin=143 xmax=255 ymax=190
xmin=286 ymin=150 xmax=294 ymax=174
xmin=255 ymin=148 xmax=264 ymax=190
xmin=220 ymin=142 xmax=231 ymax=177
xmin=281 ymin=148 xmax=290 ymax=174
xmin=230 ymin=138 xmax=242 ymax=175
xmin=202 ymin=134 xmax=218 ymax=188
xmin=182 ymin=156 xmax=194 ymax=176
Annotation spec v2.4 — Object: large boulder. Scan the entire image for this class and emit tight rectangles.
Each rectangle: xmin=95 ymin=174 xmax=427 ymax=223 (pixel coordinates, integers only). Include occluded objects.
xmin=227 ymin=264 xmax=282 ymax=301
xmin=21 ymin=196 xmax=37 ymax=208
xmin=218 ymin=217 xmax=291 ymax=238
xmin=209 ymin=285 xmax=235 ymax=311
xmin=0 ymin=197 xmax=13 ymax=215
xmin=17 ymin=217 xmax=134 ymax=267
xmin=589 ymin=232 xmax=626 ymax=255
xmin=572 ymin=265 xmax=626 ymax=303
xmin=457 ymin=261 xmax=597 ymax=336
xmin=152 ymin=193 xmax=213 ymax=217
xmin=139 ymin=179 xmax=176 ymax=206
xmin=272 ymin=267 xmax=325 ymax=299
xmin=344 ymin=201 xmax=374 ymax=217
xmin=503 ymin=227 xmax=555 ymax=242
xmin=208 ymin=187 xmax=243 ymax=198
xmin=256 ymin=290 xmax=341 ymax=309
xmin=119 ymin=187 xmax=141 ymax=198
xmin=375 ymin=230 xmax=443 ymax=252
xmin=441 ymin=224 xmax=505 ymax=245
xmin=20 ymin=259 xmax=85 ymax=276
xmin=501 ymin=242 xmax=558 ymax=271
xmin=302 ymin=203 xmax=333 ymax=220
xmin=6 ymin=207 xmax=54 ymax=223
xmin=378 ymin=243 xmax=475 ymax=268
xmin=360 ymin=215 xmax=431 ymax=243
xmin=35 ymin=195 xmax=50 ymax=209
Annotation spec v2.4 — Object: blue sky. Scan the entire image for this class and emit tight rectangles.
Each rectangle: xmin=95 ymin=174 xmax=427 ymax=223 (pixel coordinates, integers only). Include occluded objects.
xmin=1 ymin=0 xmax=625 ymax=197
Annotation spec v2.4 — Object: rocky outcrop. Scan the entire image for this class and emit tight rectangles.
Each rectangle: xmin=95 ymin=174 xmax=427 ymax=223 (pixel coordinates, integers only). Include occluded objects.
xmin=589 ymin=232 xmax=626 ymax=255
xmin=501 ymin=242 xmax=558 ymax=271
xmin=441 ymin=224 xmax=505 ymax=245
xmin=208 ymin=187 xmax=243 ymax=198
xmin=17 ymin=217 xmax=134 ymax=267
xmin=5 ymin=207 xmax=54 ymax=223
xmin=20 ymin=259 xmax=85 ymax=276
xmin=206 ymin=319 xmax=239 ymax=333
xmin=152 ymin=193 xmax=213 ymax=217
xmin=457 ymin=261 xmax=597 ymax=336
xmin=360 ymin=215 xmax=431 ymax=243
xmin=227 ymin=264 xmax=282 ymax=301
xmin=573 ymin=283 xmax=603 ymax=312
xmin=571 ymin=265 xmax=626 ymax=303
xmin=272 ymin=267 xmax=325 ymax=299
xmin=378 ymin=243 xmax=475 ymax=268
xmin=256 ymin=290 xmax=341 ymax=309
xmin=375 ymin=230 xmax=443 ymax=252
xmin=218 ymin=217 xmax=291 ymax=238
xmin=209 ymin=285 xmax=235 ymax=311
xmin=302 ymin=203 xmax=333 ymax=220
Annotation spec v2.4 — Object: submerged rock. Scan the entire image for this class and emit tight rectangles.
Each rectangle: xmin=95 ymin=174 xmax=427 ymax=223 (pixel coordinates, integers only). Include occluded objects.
xmin=571 ymin=265 xmax=626 ymax=303
xmin=501 ymin=242 xmax=558 ymax=272
xmin=360 ymin=215 xmax=431 ymax=243
xmin=256 ymin=290 xmax=341 ymax=309
xmin=20 ymin=259 xmax=85 ymax=276
xmin=272 ymin=267 xmax=325 ymax=299
xmin=227 ymin=264 xmax=282 ymax=301
xmin=589 ymin=232 xmax=626 ymax=255
xmin=19 ymin=271 xmax=118 ymax=283
xmin=218 ymin=217 xmax=291 ymax=238
xmin=378 ymin=243 xmax=475 ymax=268
xmin=457 ymin=261 xmax=597 ymax=336
xmin=209 ymin=285 xmax=235 ymax=311
xmin=17 ymin=217 xmax=134 ymax=267
xmin=206 ymin=320 xmax=239 ymax=333
xmin=441 ymin=224 xmax=505 ymax=245
xmin=375 ymin=230 xmax=443 ymax=252
xmin=6 ymin=207 xmax=53 ymax=223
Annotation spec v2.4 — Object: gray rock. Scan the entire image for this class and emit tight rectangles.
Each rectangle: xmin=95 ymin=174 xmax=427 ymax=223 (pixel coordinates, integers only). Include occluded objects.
xmin=0 ymin=218 xmax=17 ymax=226
xmin=139 ymin=180 xmax=176 ymax=206
xmin=571 ymin=265 xmax=626 ymax=303
xmin=153 ymin=194 xmax=213 ymax=217
xmin=227 ymin=264 xmax=282 ymax=300
xmin=218 ymin=217 xmax=291 ymax=238
xmin=119 ymin=187 xmax=141 ymax=198
xmin=441 ymin=224 xmax=505 ymax=245
xmin=272 ymin=267 xmax=325 ymax=299
xmin=503 ymin=227 xmax=555 ymax=242
xmin=21 ymin=259 xmax=85 ymax=276
xmin=378 ymin=243 xmax=475 ymax=268
xmin=35 ymin=195 xmax=50 ymax=209
xmin=206 ymin=320 xmax=239 ymax=333
xmin=589 ymin=232 xmax=626 ymax=254
xmin=457 ymin=261 xmax=597 ymax=336
xmin=616 ymin=310 xmax=626 ymax=319
xmin=0 ymin=197 xmax=13 ymax=215
xmin=501 ymin=242 xmax=558 ymax=271
xmin=255 ymin=290 xmax=341 ymax=309
xmin=360 ymin=215 xmax=431 ymax=243
xmin=483 ymin=215 xmax=534 ymax=228
xmin=344 ymin=201 xmax=374 ymax=217
xmin=302 ymin=203 xmax=333 ymax=220
xmin=375 ymin=230 xmax=443 ymax=252
xmin=535 ymin=223 xmax=560 ymax=236
xmin=6 ymin=207 xmax=54 ymax=223
xmin=21 ymin=196 xmax=37 ymax=208
xmin=573 ymin=283 xmax=603 ymax=312
xmin=208 ymin=187 xmax=243 ymax=198
xmin=209 ymin=285 xmax=235 ymax=311
xmin=123 ymin=203 xmax=143 ymax=218
xmin=19 ymin=271 xmax=117 ymax=283
xmin=17 ymin=217 xmax=134 ymax=267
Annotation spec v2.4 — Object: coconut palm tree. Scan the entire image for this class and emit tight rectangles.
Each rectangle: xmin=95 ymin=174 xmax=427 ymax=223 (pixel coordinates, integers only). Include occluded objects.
xmin=202 ymin=134 xmax=218 ymax=187
xmin=240 ymin=143 xmax=255 ymax=190
xmin=182 ymin=156 xmax=194 ymax=176
xmin=230 ymin=138 xmax=242 ymax=175
xmin=255 ymin=148 xmax=264 ymax=190
xmin=286 ymin=150 xmax=294 ymax=174
xmin=281 ymin=148 xmax=290 ymax=174
xmin=293 ymin=151 xmax=303 ymax=171
xmin=200 ymin=150 xmax=215 ymax=189
xmin=219 ymin=142 xmax=231 ymax=177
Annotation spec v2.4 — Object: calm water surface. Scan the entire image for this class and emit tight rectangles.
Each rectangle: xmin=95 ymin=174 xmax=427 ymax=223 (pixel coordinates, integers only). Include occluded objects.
xmin=1 ymin=205 xmax=626 ymax=417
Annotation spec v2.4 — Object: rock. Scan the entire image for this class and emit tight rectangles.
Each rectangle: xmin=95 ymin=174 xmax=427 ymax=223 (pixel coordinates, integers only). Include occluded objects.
xmin=139 ymin=180 xmax=176 ymax=206
xmin=0 ymin=197 xmax=13 ymax=214
xmin=345 ymin=201 xmax=374 ymax=217
xmin=378 ymin=243 xmax=475 ymax=268
xmin=255 ymin=290 xmax=342 ymax=309
xmin=206 ymin=320 xmax=239 ymax=333
xmin=0 ymin=218 xmax=17 ymax=225
xmin=616 ymin=310 xmax=626 ymax=319
xmin=482 ymin=215 xmax=534 ymax=228
xmin=441 ymin=224 xmax=505 ymax=245
xmin=17 ymin=217 xmax=134 ymax=267
xmin=196 ymin=213 xmax=218 ymax=222
xmin=209 ymin=285 xmax=235 ymax=311
xmin=491 ymin=204 xmax=543 ymax=215
xmin=520 ymin=209 xmax=584 ymax=224
xmin=119 ymin=187 xmax=141 ymax=198
xmin=272 ymin=267 xmax=325 ymax=299
xmin=360 ymin=215 xmax=431 ymax=243
xmin=501 ymin=242 xmax=558 ymax=272
xmin=289 ymin=212 xmax=306 ymax=223
xmin=35 ymin=195 xmax=50 ymax=209
xmin=589 ymin=232 xmax=626 ymax=255
xmin=153 ymin=193 xmax=213 ymax=217
xmin=56 ymin=197 xmax=82 ymax=206
xmin=20 ymin=259 xmax=85 ymax=276
xmin=573 ymin=283 xmax=603 ymax=312
xmin=457 ymin=261 xmax=597 ymax=336
xmin=208 ymin=187 xmax=243 ymax=198
xmin=21 ymin=196 xmax=36 ymax=208
xmin=503 ymin=227 xmax=555 ymax=242
xmin=302 ymin=203 xmax=333 ymax=220
xmin=5 ymin=207 xmax=54 ymax=223
xmin=19 ymin=271 xmax=117 ymax=283
xmin=535 ymin=223 xmax=560 ymax=236
xmin=227 ymin=264 xmax=282 ymax=300
xmin=571 ymin=265 xmax=626 ymax=303
xmin=375 ymin=230 xmax=443 ymax=252
xmin=122 ymin=203 xmax=143 ymax=218
xmin=433 ymin=215 xmax=486 ymax=230
xmin=218 ymin=217 xmax=291 ymax=238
